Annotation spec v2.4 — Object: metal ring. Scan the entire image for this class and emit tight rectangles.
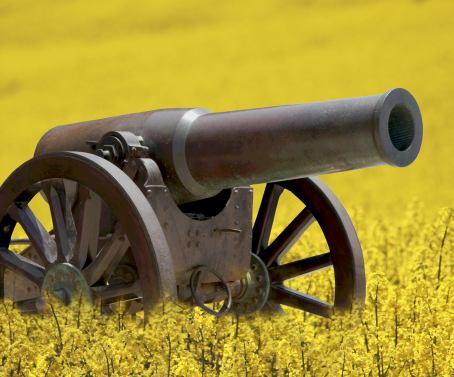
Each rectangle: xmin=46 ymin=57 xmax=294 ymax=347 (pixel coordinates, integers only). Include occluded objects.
xmin=189 ymin=265 xmax=232 ymax=317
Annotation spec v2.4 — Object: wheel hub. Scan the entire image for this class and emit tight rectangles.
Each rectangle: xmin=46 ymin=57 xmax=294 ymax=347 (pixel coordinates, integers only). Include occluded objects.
xmin=233 ymin=254 xmax=270 ymax=315
xmin=42 ymin=263 xmax=92 ymax=305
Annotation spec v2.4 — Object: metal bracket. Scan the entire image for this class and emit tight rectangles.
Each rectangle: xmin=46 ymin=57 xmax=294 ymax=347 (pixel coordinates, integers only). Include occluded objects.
xmin=128 ymin=157 xmax=253 ymax=288
xmin=134 ymin=158 xmax=166 ymax=189
xmin=91 ymin=131 xmax=149 ymax=169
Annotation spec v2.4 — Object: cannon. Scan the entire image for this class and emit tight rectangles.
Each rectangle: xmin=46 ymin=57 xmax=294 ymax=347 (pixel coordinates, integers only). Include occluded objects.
xmin=0 ymin=88 xmax=423 ymax=317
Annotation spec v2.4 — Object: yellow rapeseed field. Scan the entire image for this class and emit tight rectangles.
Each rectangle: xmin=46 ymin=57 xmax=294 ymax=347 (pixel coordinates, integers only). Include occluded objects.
xmin=0 ymin=0 xmax=453 ymax=376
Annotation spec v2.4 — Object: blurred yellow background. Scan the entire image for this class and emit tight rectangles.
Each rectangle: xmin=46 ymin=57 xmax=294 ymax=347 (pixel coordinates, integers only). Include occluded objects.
xmin=0 ymin=0 xmax=452 ymax=215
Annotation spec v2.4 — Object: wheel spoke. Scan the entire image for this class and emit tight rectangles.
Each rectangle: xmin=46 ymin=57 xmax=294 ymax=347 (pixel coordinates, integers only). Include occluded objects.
xmin=252 ymin=184 xmax=283 ymax=254
xmin=96 ymin=281 xmax=141 ymax=300
xmin=46 ymin=181 xmax=77 ymax=262
xmin=71 ymin=187 xmax=102 ymax=268
xmin=269 ymin=285 xmax=333 ymax=317
xmin=0 ymin=248 xmax=45 ymax=286
xmin=82 ymin=226 xmax=130 ymax=286
xmin=261 ymin=207 xmax=314 ymax=266
xmin=9 ymin=238 xmax=32 ymax=245
xmin=268 ymin=252 xmax=332 ymax=282
xmin=102 ymin=243 xmax=132 ymax=283
xmin=20 ymin=244 xmax=44 ymax=265
xmin=8 ymin=204 xmax=57 ymax=266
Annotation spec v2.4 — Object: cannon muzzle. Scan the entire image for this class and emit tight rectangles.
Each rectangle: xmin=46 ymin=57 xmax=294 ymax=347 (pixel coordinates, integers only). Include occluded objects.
xmin=35 ymin=88 xmax=423 ymax=203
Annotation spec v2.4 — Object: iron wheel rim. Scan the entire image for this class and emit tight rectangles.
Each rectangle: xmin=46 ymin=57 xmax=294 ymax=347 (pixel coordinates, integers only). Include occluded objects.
xmin=0 ymin=152 xmax=176 ymax=314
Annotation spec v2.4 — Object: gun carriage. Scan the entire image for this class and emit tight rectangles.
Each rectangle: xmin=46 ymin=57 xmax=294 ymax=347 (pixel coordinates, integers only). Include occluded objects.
xmin=0 ymin=88 xmax=422 ymax=317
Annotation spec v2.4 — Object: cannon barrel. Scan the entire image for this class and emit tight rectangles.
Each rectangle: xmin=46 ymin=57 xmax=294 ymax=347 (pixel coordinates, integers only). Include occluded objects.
xmin=35 ymin=88 xmax=423 ymax=204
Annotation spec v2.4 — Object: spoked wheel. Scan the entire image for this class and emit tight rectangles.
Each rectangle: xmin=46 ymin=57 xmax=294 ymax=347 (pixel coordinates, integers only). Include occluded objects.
xmin=0 ymin=152 xmax=175 ymax=314
xmin=251 ymin=178 xmax=365 ymax=317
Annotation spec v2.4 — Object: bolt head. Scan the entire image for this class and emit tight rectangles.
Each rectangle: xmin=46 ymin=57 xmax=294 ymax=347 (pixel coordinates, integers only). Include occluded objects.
xmin=95 ymin=149 xmax=112 ymax=161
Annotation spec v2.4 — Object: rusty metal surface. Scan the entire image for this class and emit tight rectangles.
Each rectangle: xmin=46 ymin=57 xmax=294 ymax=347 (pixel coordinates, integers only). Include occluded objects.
xmin=41 ymin=262 xmax=93 ymax=305
xmin=121 ymin=157 xmax=253 ymax=286
xmin=147 ymin=185 xmax=253 ymax=285
xmin=35 ymin=88 xmax=423 ymax=204
xmin=34 ymin=108 xmax=207 ymax=204
xmin=0 ymin=152 xmax=176 ymax=313
xmin=253 ymin=177 xmax=365 ymax=317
